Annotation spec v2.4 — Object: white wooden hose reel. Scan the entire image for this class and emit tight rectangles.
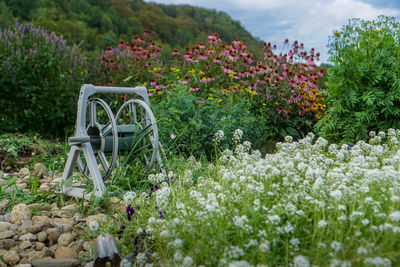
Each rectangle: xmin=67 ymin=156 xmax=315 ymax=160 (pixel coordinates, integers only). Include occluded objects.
xmin=60 ymin=84 xmax=165 ymax=199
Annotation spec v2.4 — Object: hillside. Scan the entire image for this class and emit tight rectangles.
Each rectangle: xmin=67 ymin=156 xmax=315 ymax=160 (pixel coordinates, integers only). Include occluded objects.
xmin=0 ymin=0 xmax=264 ymax=59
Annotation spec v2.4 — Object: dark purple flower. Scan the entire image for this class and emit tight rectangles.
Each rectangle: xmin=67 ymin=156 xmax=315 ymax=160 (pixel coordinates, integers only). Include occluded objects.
xmin=126 ymin=204 xmax=135 ymax=221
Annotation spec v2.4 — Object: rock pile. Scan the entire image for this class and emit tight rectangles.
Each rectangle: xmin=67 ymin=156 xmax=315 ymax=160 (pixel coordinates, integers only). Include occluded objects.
xmin=0 ymin=164 xmax=122 ymax=267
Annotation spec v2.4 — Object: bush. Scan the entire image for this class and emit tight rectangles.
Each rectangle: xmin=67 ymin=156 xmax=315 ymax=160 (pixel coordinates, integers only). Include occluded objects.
xmin=0 ymin=22 xmax=87 ymax=136
xmin=152 ymin=84 xmax=266 ymax=158
xmin=315 ymin=16 xmax=400 ymax=143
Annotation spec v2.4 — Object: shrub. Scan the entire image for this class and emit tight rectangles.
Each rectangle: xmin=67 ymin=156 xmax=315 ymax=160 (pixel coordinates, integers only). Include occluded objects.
xmin=315 ymin=16 xmax=400 ymax=143
xmin=152 ymin=84 xmax=266 ymax=158
xmin=0 ymin=22 xmax=87 ymax=136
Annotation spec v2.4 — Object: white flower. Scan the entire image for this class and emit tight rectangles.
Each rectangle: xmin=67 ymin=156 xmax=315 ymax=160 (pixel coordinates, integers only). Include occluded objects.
xmin=88 ymin=220 xmax=99 ymax=231
xmin=183 ymin=256 xmax=194 ymax=266
xmin=124 ymin=191 xmax=137 ymax=203
xmin=285 ymin=135 xmax=293 ymax=143
xmin=259 ymin=241 xmax=270 ymax=252
xmin=331 ymin=241 xmax=342 ymax=252
xmin=293 ymin=255 xmax=310 ymax=267
xmin=389 ymin=211 xmax=400 ymax=222
xmin=243 ymin=141 xmax=251 ymax=152
xmin=364 ymin=257 xmax=391 ymax=267
xmin=173 ymin=250 xmax=183 ymax=262
xmin=362 ymin=219 xmax=370 ymax=226
xmin=136 ymin=253 xmax=147 ymax=264
xmin=228 ymin=260 xmax=252 ymax=267
xmin=330 ymin=189 xmax=343 ymax=200
xmin=318 ymin=220 xmax=328 ymax=228
xmin=213 ymin=130 xmax=224 ymax=143
xmin=156 ymin=186 xmax=171 ymax=209
xmin=357 ymin=246 xmax=368 ymax=255
xmin=233 ymin=129 xmax=244 ymax=143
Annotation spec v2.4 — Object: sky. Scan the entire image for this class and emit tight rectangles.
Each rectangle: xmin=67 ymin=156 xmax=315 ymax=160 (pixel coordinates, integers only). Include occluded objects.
xmin=143 ymin=0 xmax=400 ymax=63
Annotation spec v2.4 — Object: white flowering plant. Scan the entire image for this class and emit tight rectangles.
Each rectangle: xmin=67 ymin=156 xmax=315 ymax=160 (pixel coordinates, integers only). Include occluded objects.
xmin=110 ymin=129 xmax=400 ymax=266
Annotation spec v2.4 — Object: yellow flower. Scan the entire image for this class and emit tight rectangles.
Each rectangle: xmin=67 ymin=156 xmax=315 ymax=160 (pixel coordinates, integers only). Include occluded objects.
xmin=189 ymin=69 xmax=196 ymax=74
xmin=170 ymin=67 xmax=180 ymax=73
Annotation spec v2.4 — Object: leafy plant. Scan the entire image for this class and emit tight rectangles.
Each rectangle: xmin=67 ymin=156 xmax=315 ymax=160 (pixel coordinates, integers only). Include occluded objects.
xmin=0 ymin=22 xmax=87 ymax=136
xmin=152 ymin=84 xmax=266 ymax=159
xmin=315 ymin=16 xmax=400 ymax=143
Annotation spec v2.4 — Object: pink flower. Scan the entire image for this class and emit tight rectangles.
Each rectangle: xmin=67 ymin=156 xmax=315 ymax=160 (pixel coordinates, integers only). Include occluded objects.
xmin=190 ymin=87 xmax=200 ymax=91
xmin=105 ymin=50 xmax=114 ymax=57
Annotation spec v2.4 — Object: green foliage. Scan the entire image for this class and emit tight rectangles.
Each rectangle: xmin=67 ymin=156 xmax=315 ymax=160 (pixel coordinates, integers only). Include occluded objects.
xmin=315 ymin=16 xmax=400 ymax=143
xmin=152 ymin=85 xmax=267 ymax=158
xmin=0 ymin=22 xmax=87 ymax=136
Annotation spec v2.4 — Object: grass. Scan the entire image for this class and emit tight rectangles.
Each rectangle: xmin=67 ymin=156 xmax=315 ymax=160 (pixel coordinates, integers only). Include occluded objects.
xmin=2 ymin=130 xmax=400 ymax=266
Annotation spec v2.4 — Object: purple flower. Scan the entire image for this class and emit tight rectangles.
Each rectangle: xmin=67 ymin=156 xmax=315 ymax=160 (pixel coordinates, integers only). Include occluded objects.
xmin=126 ymin=204 xmax=136 ymax=221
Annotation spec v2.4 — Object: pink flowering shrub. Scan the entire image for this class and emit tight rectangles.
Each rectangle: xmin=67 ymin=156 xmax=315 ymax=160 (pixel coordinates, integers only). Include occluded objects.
xmin=91 ymin=31 xmax=325 ymax=146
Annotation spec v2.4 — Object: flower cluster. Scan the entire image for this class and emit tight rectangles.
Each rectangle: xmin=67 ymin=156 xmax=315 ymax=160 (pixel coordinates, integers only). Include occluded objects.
xmin=94 ymin=31 xmax=326 ymax=137
xmin=139 ymin=128 xmax=400 ymax=266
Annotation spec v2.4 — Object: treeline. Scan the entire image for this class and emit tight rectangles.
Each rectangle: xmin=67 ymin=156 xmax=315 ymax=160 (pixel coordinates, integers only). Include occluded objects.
xmin=0 ymin=0 xmax=264 ymax=59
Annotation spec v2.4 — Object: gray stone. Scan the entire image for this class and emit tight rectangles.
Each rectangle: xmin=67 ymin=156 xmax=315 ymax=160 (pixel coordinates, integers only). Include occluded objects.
xmin=0 ymin=238 xmax=17 ymax=250
xmin=0 ymin=230 xmax=15 ymax=239
xmin=10 ymin=204 xmax=32 ymax=225
xmin=16 ymin=264 xmax=32 ymax=267
xmin=19 ymin=220 xmax=33 ymax=232
xmin=68 ymin=240 xmax=84 ymax=254
xmin=46 ymin=228 xmax=61 ymax=242
xmin=52 ymin=217 xmax=74 ymax=232
xmin=17 ymin=183 xmax=28 ymax=190
xmin=32 ymin=216 xmax=52 ymax=226
xmin=57 ymin=232 xmax=75 ymax=247
xmin=3 ymin=250 xmax=20 ymax=265
xmin=19 ymin=240 xmax=32 ymax=251
xmin=4 ymin=213 xmax=10 ymax=222
xmin=0 ymin=215 xmax=4 ymax=222
xmin=32 ymin=163 xmax=47 ymax=178
xmin=19 ymin=233 xmax=37 ymax=241
xmin=43 ymin=247 xmax=55 ymax=258
xmin=86 ymin=214 xmax=107 ymax=226
xmin=37 ymin=231 xmax=47 ymax=242
xmin=0 ymin=221 xmax=12 ymax=231
xmin=52 ymin=205 xmax=77 ymax=218
xmin=19 ymin=167 xmax=31 ymax=177
xmin=39 ymin=184 xmax=50 ymax=192
xmin=25 ymin=225 xmax=42 ymax=234
xmin=35 ymin=242 xmax=45 ymax=251
xmin=54 ymin=246 xmax=78 ymax=259
xmin=0 ymin=259 xmax=6 ymax=267
xmin=32 ymin=258 xmax=80 ymax=267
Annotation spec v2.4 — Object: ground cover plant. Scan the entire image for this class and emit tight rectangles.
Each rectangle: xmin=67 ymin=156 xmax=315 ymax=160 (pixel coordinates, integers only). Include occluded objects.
xmin=103 ymin=128 xmax=400 ymax=266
